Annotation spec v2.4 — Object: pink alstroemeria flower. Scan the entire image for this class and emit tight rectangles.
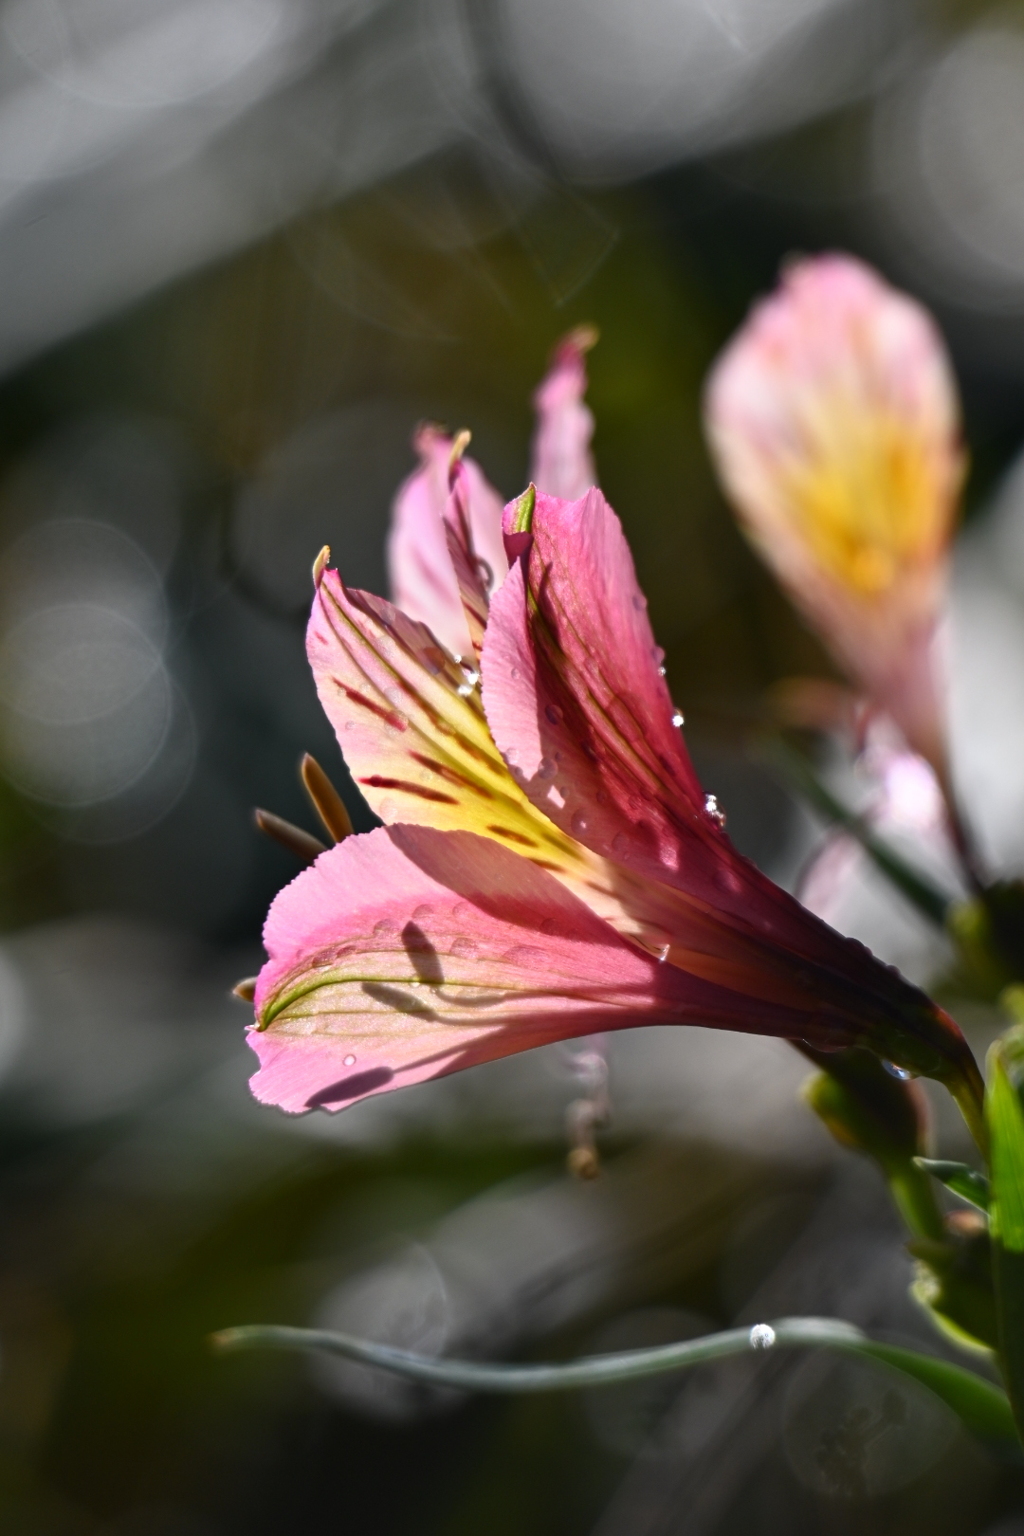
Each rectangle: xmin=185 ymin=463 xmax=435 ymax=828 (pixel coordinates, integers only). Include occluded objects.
xmin=704 ymin=255 xmax=964 ymax=782
xmin=246 ymin=336 xmax=982 ymax=1139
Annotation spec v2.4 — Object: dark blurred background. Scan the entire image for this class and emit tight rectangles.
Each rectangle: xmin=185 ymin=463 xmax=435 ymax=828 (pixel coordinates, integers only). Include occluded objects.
xmin=4 ymin=0 xmax=1024 ymax=1531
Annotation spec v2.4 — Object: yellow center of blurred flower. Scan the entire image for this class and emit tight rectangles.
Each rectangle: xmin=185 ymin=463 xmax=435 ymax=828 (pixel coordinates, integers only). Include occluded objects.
xmin=782 ymin=405 xmax=950 ymax=596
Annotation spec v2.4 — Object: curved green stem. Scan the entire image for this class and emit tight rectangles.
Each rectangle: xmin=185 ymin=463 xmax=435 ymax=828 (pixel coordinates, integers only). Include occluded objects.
xmin=212 ymin=1315 xmax=1016 ymax=1449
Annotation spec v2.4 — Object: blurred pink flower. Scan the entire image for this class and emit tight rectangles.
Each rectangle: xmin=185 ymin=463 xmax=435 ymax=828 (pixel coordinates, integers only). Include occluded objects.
xmin=704 ymin=254 xmax=964 ymax=778
xmin=247 ymin=446 xmax=979 ymax=1123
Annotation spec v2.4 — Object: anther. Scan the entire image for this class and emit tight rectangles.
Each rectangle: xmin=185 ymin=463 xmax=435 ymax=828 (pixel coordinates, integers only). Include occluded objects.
xmin=254 ymin=808 xmax=327 ymax=864
xmin=300 ymin=753 xmax=354 ymax=843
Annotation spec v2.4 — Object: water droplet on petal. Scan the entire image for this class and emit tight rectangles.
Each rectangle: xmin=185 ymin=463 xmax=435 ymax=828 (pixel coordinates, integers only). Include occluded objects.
xmin=510 ymin=666 xmax=520 ymax=680
xmin=704 ymin=793 xmax=726 ymax=828
xmin=657 ymin=944 xmax=670 ymax=963
xmin=412 ymin=903 xmax=435 ymax=923
xmin=658 ymin=666 xmax=667 ymax=677
xmin=457 ymin=683 xmax=474 ymax=697
xmin=571 ymin=811 xmax=589 ymax=836
xmin=344 ymin=1054 xmax=356 ymax=1067
xmin=883 ymin=1061 xmax=912 ymax=1081
xmin=653 ymin=645 xmax=665 ymax=665
xmin=461 ymin=666 xmax=480 ymax=687
xmin=450 ymin=936 xmax=478 ymax=959
xmin=545 ymin=703 xmax=564 ymax=725
xmin=632 ymin=593 xmax=646 ymax=611
xmin=612 ymin=832 xmax=631 ymax=855
xmin=749 ymin=1324 xmax=776 ymax=1350
xmin=374 ymin=918 xmax=397 ymax=937
xmin=537 ymin=756 xmax=557 ymax=780
xmin=672 ymin=711 xmax=685 ymax=728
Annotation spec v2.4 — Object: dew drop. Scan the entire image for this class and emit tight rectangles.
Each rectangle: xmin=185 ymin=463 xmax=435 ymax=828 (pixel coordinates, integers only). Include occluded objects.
xmin=450 ymin=936 xmax=478 ymax=959
xmin=457 ymin=683 xmax=474 ymax=697
xmin=704 ymin=793 xmax=726 ymax=828
xmin=671 ymin=711 xmax=685 ymax=728
xmin=883 ymin=1061 xmax=912 ymax=1081
xmin=612 ymin=831 xmax=631 ymax=855
xmin=343 ymin=1054 xmax=356 ymax=1067
xmin=461 ymin=666 xmax=480 ymax=687
xmin=452 ymin=902 xmax=472 ymax=921
xmin=412 ymin=903 xmax=435 ymax=923
xmin=632 ymin=593 xmax=647 ymax=611
xmin=658 ymin=666 xmax=667 ymax=677
xmin=537 ymin=756 xmax=557 ymax=780
xmin=545 ymin=703 xmax=564 ymax=725
xmin=657 ymin=944 xmax=670 ymax=963
xmin=571 ymin=811 xmax=589 ymax=836
xmin=749 ymin=1324 xmax=776 ymax=1350
xmin=374 ymin=919 xmax=398 ymax=937
xmin=653 ymin=645 xmax=665 ymax=665
xmin=344 ymin=720 xmax=356 ymax=732
xmin=510 ymin=666 xmax=520 ymax=680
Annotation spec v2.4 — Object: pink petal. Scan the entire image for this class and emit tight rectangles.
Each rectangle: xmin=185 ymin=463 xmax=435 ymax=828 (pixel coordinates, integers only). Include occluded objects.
xmin=306 ymin=561 xmax=734 ymax=958
xmin=483 ymin=487 xmax=705 ymax=879
xmin=530 ymin=327 xmax=598 ymax=500
xmin=251 ymin=826 xmax=977 ymax=1111
xmin=441 ymin=461 xmax=492 ymax=658
xmin=250 ymin=825 xmax=829 ymax=1113
xmin=479 ymin=487 xmax=977 ymax=1086
xmin=387 ymin=426 xmax=507 ymax=659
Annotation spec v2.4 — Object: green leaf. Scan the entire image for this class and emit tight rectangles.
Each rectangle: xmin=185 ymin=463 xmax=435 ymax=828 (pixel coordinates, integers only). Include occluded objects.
xmin=212 ymin=1315 xmax=1017 ymax=1450
xmin=915 ymin=1158 xmax=990 ymax=1214
xmin=987 ymin=1027 xmax=1024 ymax=1443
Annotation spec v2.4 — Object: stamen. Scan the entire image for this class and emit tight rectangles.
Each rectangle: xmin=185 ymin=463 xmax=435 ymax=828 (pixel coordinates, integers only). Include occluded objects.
xmin=254 ymin=808 xmax=327 ymax=864
xmin=300 ymin=753 xmax=354 ymax=843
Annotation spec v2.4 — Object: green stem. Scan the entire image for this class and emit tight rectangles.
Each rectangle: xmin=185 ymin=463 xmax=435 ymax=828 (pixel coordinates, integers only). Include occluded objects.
xmin=762 ymin=735 xmax=953 ymax=926
xmin=212 ymin=1315 xmax=1017 ymax=1448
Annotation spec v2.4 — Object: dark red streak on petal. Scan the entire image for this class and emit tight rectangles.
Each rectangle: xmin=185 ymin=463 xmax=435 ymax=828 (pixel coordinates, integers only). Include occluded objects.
xmin=335 ymin=683 xmax=407 ymax=732
xmin=358 ymin=776 xmax=459 ymax=804
xmin=486 ymin=825 xmax=539 ymax=847
xmin=408 ymin=752 xmax=496 ymax=798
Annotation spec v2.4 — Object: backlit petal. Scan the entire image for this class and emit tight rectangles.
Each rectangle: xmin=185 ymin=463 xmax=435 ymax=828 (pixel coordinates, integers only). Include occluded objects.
xmin=483 ymin=487 xmax=705 ymax=872
xmin=249 ymin=826 xmax=865 ymax=1113
xmin=481 ymin=487 xmax=977 ymax=1088
xmin=387 ymin=425 xmax=507 ymax=659
xmin=531 ymin=327 xmax=598 ymax=500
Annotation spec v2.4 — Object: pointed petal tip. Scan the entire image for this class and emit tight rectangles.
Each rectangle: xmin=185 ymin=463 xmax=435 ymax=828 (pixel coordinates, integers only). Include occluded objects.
xmin=312 ymin=545 xmax=331 ymax=589
xmin=503 ymin=484 xmax=536 ymax=561
xmin=559 ymin=323 xmax=598 ymax=359
xmin=448 ymin=429 xmax=472 ymax=482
